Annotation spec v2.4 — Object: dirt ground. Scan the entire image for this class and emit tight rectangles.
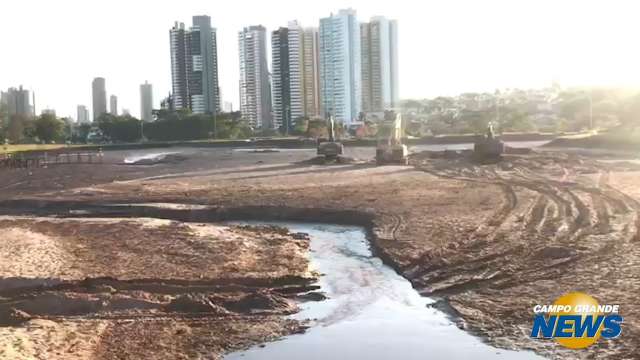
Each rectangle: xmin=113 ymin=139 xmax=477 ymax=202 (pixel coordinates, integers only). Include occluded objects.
xmin=0 ymin=217 xmax=313 ymax=359
xmin=0 ymin=147 xmax=639 ymax=359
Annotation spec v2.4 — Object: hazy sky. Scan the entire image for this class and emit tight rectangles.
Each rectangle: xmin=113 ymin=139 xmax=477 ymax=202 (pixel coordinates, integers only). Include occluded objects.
xmin=1 ymin=0 xmax=639 ymax=119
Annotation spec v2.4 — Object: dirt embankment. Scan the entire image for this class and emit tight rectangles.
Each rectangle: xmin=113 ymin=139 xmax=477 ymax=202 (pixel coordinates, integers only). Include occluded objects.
xmin=543 ymin=130 xmax=640 ymax=152
xmin=1 ymin=149 xmax=639 ymax=358
xmin=0 ymin=218 xmax=317 ymax=360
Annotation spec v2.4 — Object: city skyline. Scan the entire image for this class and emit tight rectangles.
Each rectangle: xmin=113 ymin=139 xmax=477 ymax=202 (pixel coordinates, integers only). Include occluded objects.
xmin=2 ymin=0 xmax=640 ymax=119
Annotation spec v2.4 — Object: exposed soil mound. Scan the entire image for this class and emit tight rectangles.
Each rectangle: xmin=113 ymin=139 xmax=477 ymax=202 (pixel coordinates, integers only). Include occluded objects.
xmin=223 ymin=291 xmax=296 ymax=314
xmin=298 ymin=156 xmax=360 ymax=165
xmin=164 ymin=294 xmax=230 ymax=314
xmin=0 ymin=308 xmax=31 ymax=326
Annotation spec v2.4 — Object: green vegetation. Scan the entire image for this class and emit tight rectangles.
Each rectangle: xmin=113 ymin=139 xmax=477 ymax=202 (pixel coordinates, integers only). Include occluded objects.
xmin=34 ymin=113 xmax=66 ymax=143
xmin=401 ymin=87 xmax=640 ymax=136
xmin=143 ymin=111 xmax=251 ymax=142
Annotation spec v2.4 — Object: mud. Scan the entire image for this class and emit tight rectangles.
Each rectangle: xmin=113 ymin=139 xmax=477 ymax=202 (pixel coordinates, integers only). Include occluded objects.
xmin=0 ymin=146 xmax=639 ymax=358
xmin=0 ymin=217 xmax=313 ymax=359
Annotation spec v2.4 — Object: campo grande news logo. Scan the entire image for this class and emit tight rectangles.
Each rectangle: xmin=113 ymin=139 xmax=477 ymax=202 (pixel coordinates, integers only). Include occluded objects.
xmin=530 ymin=292 xmax=623 ymax=349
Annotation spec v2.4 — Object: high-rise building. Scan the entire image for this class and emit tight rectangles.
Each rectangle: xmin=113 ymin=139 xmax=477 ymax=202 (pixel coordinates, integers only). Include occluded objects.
xmin=170 ymin=22 xmax=190 ymax=110
xmin=361 ymin=17 xmax=399 ymax=113
xmin=77 ymin=105 xmax=90 ymax=123
xmin=1 ymin=86 xmax=33 ymax=117
xmin=223 ymin=101 xmax=233 ymax=113
xmin=302 ymin=26 xmax=321 ymax=118
xmin=110 ymin=95 xmax=118 ymax=116
xmin=271 ymin=21 xmax=322 ymax=131
xmin=190 ymin=15 xmax=220 ymax=114
xmin=271 ymin=26 xmax=290 ymax=130
xmin=140 ymin=81 xmax=153 ymax=122
xmin=92 ymin=77 xmax=107 ymax=120
xmin=239 ymin=25 xmax=272 ymax=129
xmin=169 ymin=16 xmax=220 ymax=114
xmin=42 ymin=109 xmax=56 ymax=117
xmin=319 ymin=9 xmax=362 ymax=125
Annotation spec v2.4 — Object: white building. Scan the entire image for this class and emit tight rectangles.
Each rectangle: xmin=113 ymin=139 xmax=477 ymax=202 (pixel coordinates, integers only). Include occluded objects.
xmin=319 ymin=9 xmax=361 ymax=125
xmin=140 ymin=81 xmax=153 ymax=122
xmin=361 ymin=17 xmax=399 ymax=113
xmin=239 ymin=25 xmax=272 ymax=129
xmin=271 ymin=21 xmax=321 ymax=131
xmin=77 ymin=105 xmax=90 ymax=123
xmin=109 ymin=95 xmax=118 ymax=115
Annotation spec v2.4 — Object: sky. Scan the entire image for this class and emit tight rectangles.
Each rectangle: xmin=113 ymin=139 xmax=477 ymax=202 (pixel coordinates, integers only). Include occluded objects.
xmin=1 ymin=0 xmax=640 ymax=119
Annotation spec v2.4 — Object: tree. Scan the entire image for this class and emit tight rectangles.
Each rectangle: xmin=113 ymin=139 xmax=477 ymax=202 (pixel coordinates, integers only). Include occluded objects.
xmin=619 ymin=93 xmax=640 ymax=128
xmin=216 ymin=112 xmax=252 ymax=139
xmin=96 ymin=113 xmax=142 ymax=143
xmin=402 ymin=99 xmax=423 ymax=113
xmin=498 ymin=110 xmax=535 ymax=132
xmin=72 ymin=123 xmax=92 ymax=143
xmin=7 ymin=114 xmax=29 ymax=143
xmin=290 ymin=117 xmax=309 ymax=136
xmin=306 ymin=119 xmax=327 ymax=139
xmin=34 ymin=113 xmax=65 ymax=143
xmin=0 ymin=103 xmax=7 ymax=142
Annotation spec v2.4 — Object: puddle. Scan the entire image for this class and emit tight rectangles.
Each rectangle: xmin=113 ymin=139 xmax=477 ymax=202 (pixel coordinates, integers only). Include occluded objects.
xmin=225 ymin=222 xmax=543 ymax=359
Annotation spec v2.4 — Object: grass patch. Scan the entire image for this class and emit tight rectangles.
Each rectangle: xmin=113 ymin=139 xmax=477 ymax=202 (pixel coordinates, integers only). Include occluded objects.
xmin=0 ymin=144 xmax=81 ymax=155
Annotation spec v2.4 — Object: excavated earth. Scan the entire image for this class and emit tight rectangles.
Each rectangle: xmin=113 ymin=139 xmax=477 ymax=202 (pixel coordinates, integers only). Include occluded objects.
xmin=0 ymin=147 xmax=639 ymax=359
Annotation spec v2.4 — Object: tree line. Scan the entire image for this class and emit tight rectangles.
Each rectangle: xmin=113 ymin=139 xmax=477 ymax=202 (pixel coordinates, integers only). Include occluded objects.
xmin=0 ymin=104 xmax=337 ymax=145
xmin=0 ymin=107 xmax=69 ymax=144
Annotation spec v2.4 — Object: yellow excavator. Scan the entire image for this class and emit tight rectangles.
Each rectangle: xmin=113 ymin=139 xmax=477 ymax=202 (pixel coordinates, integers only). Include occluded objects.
xmin=376 ymin=111 xmax=409 ymax=165
xmin=317 ymin=115 xmax=344 ymax=160
xmin=473 ymin=123 xmax=504 ymax=161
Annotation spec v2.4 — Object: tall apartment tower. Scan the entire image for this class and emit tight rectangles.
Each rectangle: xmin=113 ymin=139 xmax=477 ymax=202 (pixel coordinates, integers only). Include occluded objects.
xmin=361 ymin=17 xmax=399 ymax=113
xmin=319 ymin=9 xmax=361 ymax=125
xmin=1 ymin=86 xmax=33 ymax=117
xmin=110 ymin=95 xmax=118 ymax=116
xmin=92 ymin=77 xmax=107 ymax=121
xmin=239 ymin=25 xmax=272 ymax=129
xmin=169 ymin=16 xmax=220 ymax=114
xmin=140 ymin=81 xmax=154 ymax=122
xmin=77 ymin=105 xmax=90 ymax=123
xmin=271 ymin=27 xmax=290 ymax=130
xmin=271 ymin=21 xmax=322 ymax=131
xmin=302 ymin=27 xmax=321 ymax=118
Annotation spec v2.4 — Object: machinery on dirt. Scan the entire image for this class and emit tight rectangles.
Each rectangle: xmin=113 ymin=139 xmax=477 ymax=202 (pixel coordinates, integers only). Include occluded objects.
xmin=317 ymin=115 xmax=344 ymax=160
xmin=473 ymin=123 xmax=505 ymax=160
xmin=376 ymin=111 xmax=409 ymax=165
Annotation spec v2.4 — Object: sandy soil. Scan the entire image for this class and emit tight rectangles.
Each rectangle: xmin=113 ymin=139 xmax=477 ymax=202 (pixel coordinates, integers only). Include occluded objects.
xmin=0 ymin=148 xmax=639 ymax=359
xmin=0 ymin=216 xmax=313 ymax=359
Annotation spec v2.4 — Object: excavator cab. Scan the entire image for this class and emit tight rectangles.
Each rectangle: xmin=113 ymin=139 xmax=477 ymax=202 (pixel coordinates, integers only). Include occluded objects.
xmin=376 ymin=111 xmax=409 ymax=165
xmin=473 ymin=123 xmax=505 ymax=161
xmin=317 ymin=115 xmax=344 ymax=160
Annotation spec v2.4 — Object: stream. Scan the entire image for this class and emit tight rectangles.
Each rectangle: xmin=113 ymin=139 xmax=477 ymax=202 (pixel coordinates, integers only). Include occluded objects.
xmin=225 ymin=222 xmax=543 ymax=360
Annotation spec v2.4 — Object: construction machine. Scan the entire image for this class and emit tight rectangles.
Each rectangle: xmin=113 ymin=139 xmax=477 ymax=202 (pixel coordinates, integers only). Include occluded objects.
xmin=317 ymin=115 xmax=344 ymax=160
xmin=376 ymin=111 xmax=409 ymax=165
xmin=473 ymin=123 xmax=505 ymax=160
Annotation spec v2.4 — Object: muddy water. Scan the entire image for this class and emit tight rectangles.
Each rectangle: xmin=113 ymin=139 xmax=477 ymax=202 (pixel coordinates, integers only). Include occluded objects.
xmin=225 ymin=223 xmax=543 ymax=360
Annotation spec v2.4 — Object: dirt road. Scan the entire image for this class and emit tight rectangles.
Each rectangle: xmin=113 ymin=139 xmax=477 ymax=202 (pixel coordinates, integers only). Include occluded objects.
xmin=0 ymin=147 xmax=639 ymax=359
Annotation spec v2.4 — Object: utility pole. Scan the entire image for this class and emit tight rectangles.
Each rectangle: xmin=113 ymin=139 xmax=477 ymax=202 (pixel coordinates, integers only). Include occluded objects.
xmin=213 ymin=106 xmax=217 ymax=139
xmin=588 ymin=91 xmax=593 ymax=131
xmin=285 ymin=105 xmax=290 ymax=136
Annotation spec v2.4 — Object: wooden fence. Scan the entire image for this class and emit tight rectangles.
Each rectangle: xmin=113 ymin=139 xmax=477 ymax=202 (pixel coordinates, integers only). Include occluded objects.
xmin=0 ymin=150 xmax=104 ymax=169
